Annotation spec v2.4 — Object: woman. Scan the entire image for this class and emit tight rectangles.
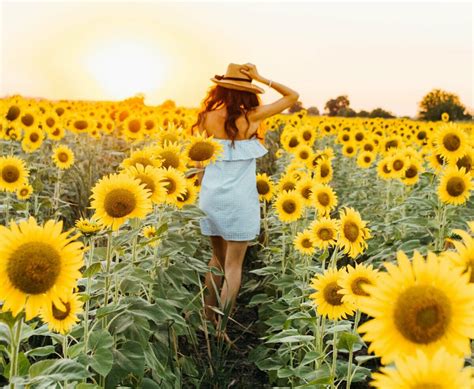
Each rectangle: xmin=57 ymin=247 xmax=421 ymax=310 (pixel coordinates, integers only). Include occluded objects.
xmin=191 ymin=62 xmax=299 ymax=338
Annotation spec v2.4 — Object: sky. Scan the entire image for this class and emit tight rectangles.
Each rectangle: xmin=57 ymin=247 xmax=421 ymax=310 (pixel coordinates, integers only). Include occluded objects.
xmin=0 ymin=0 xmax=472 ymax=117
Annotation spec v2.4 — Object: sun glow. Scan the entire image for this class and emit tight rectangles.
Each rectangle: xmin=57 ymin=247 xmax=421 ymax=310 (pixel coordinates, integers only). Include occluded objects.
xmin=84 ymin=40 xmax=166 ymax=99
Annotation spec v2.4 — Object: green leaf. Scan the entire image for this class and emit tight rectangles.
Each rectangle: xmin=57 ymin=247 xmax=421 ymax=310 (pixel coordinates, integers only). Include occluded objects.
xmin=337 ymin=331 xmax=361 ymax=351
xmin=83 ymin=262 xmax=102 ymax=277
xmin=113 ymin=340 xmax=145 ymax=377
xmin=25 ymin=345 xmax=56 ymax=357
xmin=88 ymin=329 xmax=114 ymax=376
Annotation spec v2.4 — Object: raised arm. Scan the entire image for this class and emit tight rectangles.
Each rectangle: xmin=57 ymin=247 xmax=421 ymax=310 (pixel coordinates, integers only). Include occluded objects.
xmin=240 ymin=63 xmax=300 ymax=121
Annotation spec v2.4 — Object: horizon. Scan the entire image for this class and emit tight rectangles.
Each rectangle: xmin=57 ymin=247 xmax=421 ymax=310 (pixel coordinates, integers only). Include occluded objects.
xmin=1 ymin=1 xmax=472 ymax=117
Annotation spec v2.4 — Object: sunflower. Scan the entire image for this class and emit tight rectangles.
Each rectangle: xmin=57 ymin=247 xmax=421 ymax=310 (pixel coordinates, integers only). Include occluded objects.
xmin=90 ymin=173 xmax=153 ymax=231
xmin=0 ymin=217 xmax=85 ymax=320
xmin=0 ymin=155 xmax=29 ymax=192
xmin=281 ymin=131 xmax=301 ymax=153
xmin=356 ymin=151 xmax=375 ymax=169
xmin=371 ymin=347 xmax=473 ymax=389
xmin=442 ymin=227 xmax=474 ymax=283
xmin=309 ymin=267 xmax=355 ymax=321
xmin=156 ymin=166 xmax=187 ymax=205
xmin=357 ymin=250 xmax=474 ymax=365
xmin=294 ymin=144 xmax=314 ymax=163
xmin=433 ymin=123 xmax=468 ymax=163
xmin=21 ymin=127 xmax=45 ymax=153
xmin=277 ymin=173 xmax=298 ymax=193
xmin=342 ymin=142 xmax=357 ymax=158
xmin=184 ymin=133 xmax=224 ymax=167
xmin=454 ymin=149 xmax=473 ymax=175
xmin=388 ymin=151 xmax=408 ymax=178
xmin=427 ymin=152 xmax=447 ymax=173
xmin=153 ymin=141 xmax=188 ymax=171
xmin=40 ymin=292 xmax=83 ymax=334
xmin=338 ymin=263 xmax=379 ymax=308
xmin=52 ymin=145 xmax=75 ymax=170
xmin=274 ymin=190 xmax=304 ymax=223
xmin=309 ymin=217 xmax=338 ymax=250
xmin=441 ymin=112 xmax=450 ymax=122
xmin=142 ymin=225 xmax=159 ymax=247
xmin=311 ymin=183 xmax=338 ymax=216
xmin=256 ymin=173 xmax=274 ymax=202
xmin=295 ymin=177 xmax=315 ymax=207
xmin=16 ymin=183 xmax=33 ymax=200
xmin=401 ymin=158 xmax=424 ymax=186
xmin=437 ymin=166 xmax=472 ymax=205
xmin=122 ymin=116 xmax=144 ymax=140
xmin=175 ymin=180 xmax=198 ymax=209
xmin=337 ymin=207 xmax=371 ymax=259
xmin=314 ymin=157 xmax=333 ymax=184
xmin=293 ymin=229 xmax=316 ymax=256
xmin=376 ymin=156 xmax=393 ymax=180
xmin=123 ymin=164 xmax=167 ymax=205
xmin=120 ymin=149 xmax=162 ymax=170
xmin=300 ymin=126 xmax=316 ymax=146
xmin=74 ymin=217 xmax=103 ymax=236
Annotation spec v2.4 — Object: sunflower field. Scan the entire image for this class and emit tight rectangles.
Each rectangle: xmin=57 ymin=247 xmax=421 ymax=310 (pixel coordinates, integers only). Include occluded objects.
xmin=0 ymin=94 xmax=473 ymax=388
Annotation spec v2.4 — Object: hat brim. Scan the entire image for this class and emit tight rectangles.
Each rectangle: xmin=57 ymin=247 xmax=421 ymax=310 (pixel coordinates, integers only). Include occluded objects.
xmin=210 ymin=78 xmax=265 ymax=94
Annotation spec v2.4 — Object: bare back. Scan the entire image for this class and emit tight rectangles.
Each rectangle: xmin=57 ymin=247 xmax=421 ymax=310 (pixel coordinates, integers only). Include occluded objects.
xmin=201 ymin=108 xmax=262 ymax=140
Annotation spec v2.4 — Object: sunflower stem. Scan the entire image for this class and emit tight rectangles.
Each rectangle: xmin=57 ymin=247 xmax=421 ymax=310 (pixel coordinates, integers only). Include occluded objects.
xmin=434 ymin=200 xmax=447 ymax=252
xmin=82 ymin=237 xmax=94 ymax=360
xmin=330 ymin=330 xmax=338 ymax=389
xmin=102 ymin=230 xmax=113 ymax=328
xmin=53 ymin=168 xmax=62 ymax=219
xmin=9 ymin=313 xmax=23 ymax=389
xmin=4 ymin=192 xmax=11 ymax=225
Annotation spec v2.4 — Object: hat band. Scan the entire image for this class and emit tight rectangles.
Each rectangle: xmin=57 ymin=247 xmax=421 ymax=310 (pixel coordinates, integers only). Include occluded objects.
xmin=215 ymin=75 xmax=252 ymax=83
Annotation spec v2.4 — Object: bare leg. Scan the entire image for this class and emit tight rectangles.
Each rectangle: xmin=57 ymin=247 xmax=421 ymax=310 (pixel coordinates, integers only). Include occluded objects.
xmin=204 ymin=236 xmax=227 ymax=323
xmin=220 ymin=240 xmax=249 ymax=317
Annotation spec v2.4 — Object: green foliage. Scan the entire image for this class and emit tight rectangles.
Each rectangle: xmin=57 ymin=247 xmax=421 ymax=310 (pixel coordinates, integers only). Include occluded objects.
xmin=418 ymin=88 xmax=470 ymax=121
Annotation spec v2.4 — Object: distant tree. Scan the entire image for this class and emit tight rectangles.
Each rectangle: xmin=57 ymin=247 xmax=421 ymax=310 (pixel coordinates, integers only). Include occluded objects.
xmin=337 ymin=107 xmax=357 ymax=117
xmin=418 ymin=89 xmax=469 ymax=121
xmin=325 ymin=95 xmax=350 ymax=116
xmin=369 ymin=108 xmax=395 ymax=119
xmin=307 ymin=106 xmax=320 ymax=116
xmin=357 ymin=110 xmax=370 ymax=118
xmin=288 ymin=101 xmax=304 ymax=113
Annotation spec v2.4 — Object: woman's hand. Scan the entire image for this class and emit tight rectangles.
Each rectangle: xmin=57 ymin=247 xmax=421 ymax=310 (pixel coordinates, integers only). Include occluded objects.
xmin=240 ymin=63 xmax=261 ymax=82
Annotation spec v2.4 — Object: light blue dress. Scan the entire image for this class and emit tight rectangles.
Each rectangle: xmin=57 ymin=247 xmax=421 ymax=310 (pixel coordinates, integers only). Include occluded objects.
xmin=198 ymin=137 xmax=269 ymax=241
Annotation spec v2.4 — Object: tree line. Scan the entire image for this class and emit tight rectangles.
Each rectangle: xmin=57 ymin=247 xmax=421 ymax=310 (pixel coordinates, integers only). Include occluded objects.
xmin=288 ymin=89 xmax=472 ymax=121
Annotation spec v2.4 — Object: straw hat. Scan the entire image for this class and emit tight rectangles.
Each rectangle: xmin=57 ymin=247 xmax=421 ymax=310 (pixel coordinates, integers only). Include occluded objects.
xmin=210 ymin=63 xmax=265 ymax=94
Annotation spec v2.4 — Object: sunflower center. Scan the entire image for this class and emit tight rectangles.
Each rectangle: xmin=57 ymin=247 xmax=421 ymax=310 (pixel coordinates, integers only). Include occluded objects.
xmin=7 ymin=242 xmax=61 ymax=294
xmin=363 ymin=156 xmax=371 ymax=163
xmin=456 ymin=155 xmax=472 ymax=172
xmin=52 ymin=301 xmax=71 ymax=320
xmin=46 ymin=118 xmax=55 ymax=127
xmin=302 ymin=131 xmax=311 ymax=141
xmin=20 ymin=188 xmax=29 ymax=196
xmin=128 ymin=119 xmax=141 ymax=133
xmin=136 ymin=174 xmax=155 ymax=193
xmin=323 ymin=281 xmax=343 ymax=306
xmin=342 ymin=134 xmax=350 ymax=142
xmin=132 ymin=157 xmax=153 ymax=167
xmin=189 ymin=142 xmax=214 ymax=161
xmin=162 ymin=178 xmax=176 ymax=195
xmin=2 ymin=165 xmax=20 ymax=183
xmin=466 ymin=259 xmax=474 ymax=283
xmin=178 ymin=189 xmax=190 ymax=202
xmin=317 ymin=227 xmax=333 ymax=241
xmin=52 ymin=129 xmax=60 ymax=136
xmin=22 ymin=114 xmax=34 ymax=127
xmin=405 ymin=166 xmax=417 ymax=178
xmin=346 ymin=147 xmax=354 ymax=154
xmin=282 ymin=199 xmax=296 ymax=214
xmin=351 ymin=277 xmax=371 ymax=296
xmin=343 ymin=221 xmax=359 ymax=242
xmin=300 ymin=151 xmax=309 ymax=159
xmin=412 ymin=384 xmax=442 ymax=389
xmin=257 ymin=180 xmax=270 ymax=195
xmin=394 ymin=285 xmax=451 ymax=344
xmin=288 ymin=137 xmax=299 ymax=148
xmin=320 ymin=165 xmax=329 ymax=177
xmin=104 ymin=188 xmax=137 ymax=218
xmin=158 ymin=151 xmax=180 ymax=169
xmin=382 ymin=163 xmax=391 ymax=174
xmin=301 ymin=238 xmax=313 ymax=248
xmin=282 ymin=182 xmax=295 ymax=192
xmin=6 ymin=106 xmax=20 ymax=121
xmin=301 ymin=187 xmax=312 ymax=199
xmin=58 ymin=152 xmax=69 ymax=163
xmin=355 ymin=133 xmax=364 ymax=141
xmin=393 ymin=159 xmax=404 ymax=171
xmin=74 ymin=120 xmax=88 ymax=130
xmin=442 ymin=134 xmax=460 ymax=152
xmin=317 ymin=192 xmax=330 ymax=206
xmin=29 ymin=132 xmax=39 ymax=142
xmin=446 ymin=177 xmax=466 ymax=197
